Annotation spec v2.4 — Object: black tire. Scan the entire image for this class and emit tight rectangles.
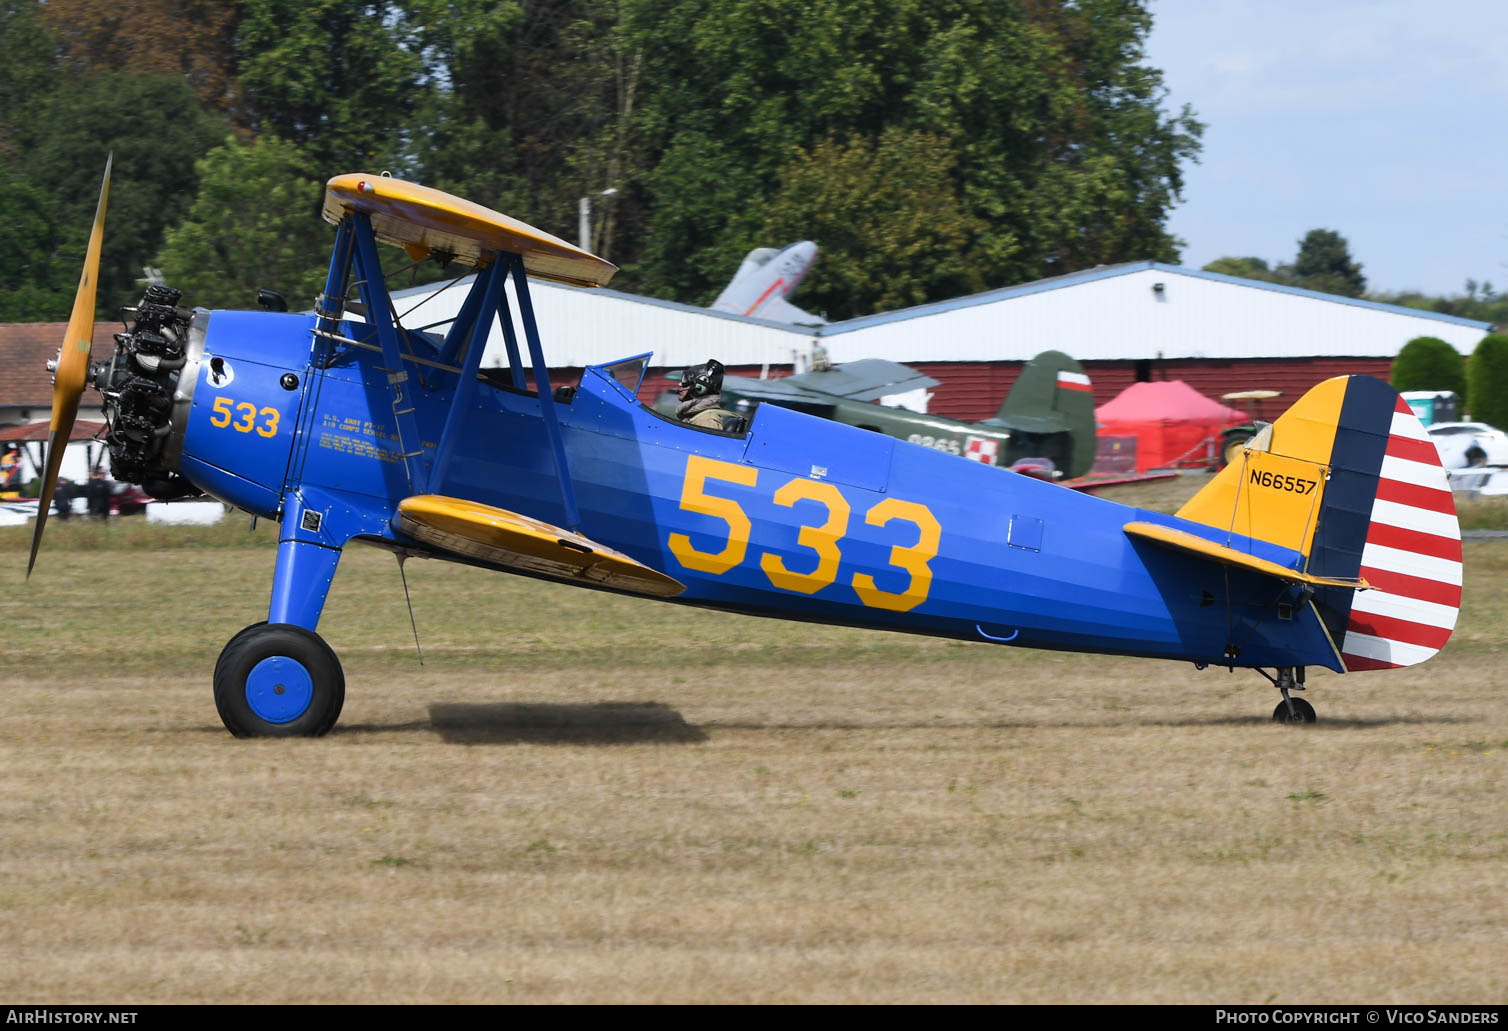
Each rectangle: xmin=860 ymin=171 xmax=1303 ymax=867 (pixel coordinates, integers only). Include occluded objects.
xmin=1272 ymin=697 xmax=1317 ymax=724
xmin=214 ymin=623 xmax=345 ymax=737
xmin=213 ymin=620 xmax=268 ymax=684
xmin=1465 ymin=447 xmax=1487 ymax=468
xmin=1222 ymin=430 xmax=1254 ymax=468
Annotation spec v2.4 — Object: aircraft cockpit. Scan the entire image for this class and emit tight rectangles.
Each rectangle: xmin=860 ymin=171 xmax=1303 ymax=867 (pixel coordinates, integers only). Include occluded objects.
xmin=591 ymin=353 xmax=751 ymax=437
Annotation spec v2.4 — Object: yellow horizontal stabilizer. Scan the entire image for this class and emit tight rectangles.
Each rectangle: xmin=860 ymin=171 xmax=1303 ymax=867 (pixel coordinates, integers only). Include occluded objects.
xmin=1123 ymin=521 xmax=1369 ymax=590
xmin=396 ymin=495 xmax=684 ymax=598
xmin=323 ymin=173 xmax=618 ymax=288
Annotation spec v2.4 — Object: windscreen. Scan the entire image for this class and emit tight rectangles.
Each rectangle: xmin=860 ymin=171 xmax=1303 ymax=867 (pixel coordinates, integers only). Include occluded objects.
xmin=594 ymin=353 xmax=651 ymax=396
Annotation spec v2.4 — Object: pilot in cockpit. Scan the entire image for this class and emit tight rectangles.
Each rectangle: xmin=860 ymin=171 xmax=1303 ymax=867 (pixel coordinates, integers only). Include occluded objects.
xmin=675 ymin=359 xmax=740 ymax=431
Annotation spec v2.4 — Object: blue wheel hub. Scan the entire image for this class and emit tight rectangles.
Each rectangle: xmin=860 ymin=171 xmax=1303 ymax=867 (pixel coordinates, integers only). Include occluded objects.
xmin=245 ymin=655 xmax=315 ymax=723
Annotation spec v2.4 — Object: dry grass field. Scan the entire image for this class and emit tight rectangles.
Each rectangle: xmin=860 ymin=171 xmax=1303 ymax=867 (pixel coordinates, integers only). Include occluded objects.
xmin=2 ymin=477 xmax=1505 ymax=1004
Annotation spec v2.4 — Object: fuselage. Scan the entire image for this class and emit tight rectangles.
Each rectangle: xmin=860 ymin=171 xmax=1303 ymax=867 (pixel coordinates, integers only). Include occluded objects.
xmin=170 ymin=308 xmax=1341 ymax=672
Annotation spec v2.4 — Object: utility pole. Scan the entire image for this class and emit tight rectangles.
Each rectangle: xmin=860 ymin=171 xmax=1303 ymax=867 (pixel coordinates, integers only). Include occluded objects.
xmin=577 ymin=188 xmax=618 ymax=253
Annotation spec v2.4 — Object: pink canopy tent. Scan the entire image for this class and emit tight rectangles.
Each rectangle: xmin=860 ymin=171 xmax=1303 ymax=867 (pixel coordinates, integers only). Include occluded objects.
xmin=1094 ymin=381 xmax=1248 ymax=472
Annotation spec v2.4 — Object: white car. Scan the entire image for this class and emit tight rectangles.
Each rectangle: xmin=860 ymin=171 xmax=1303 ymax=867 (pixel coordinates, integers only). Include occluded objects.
xmin=1426 ymin=421 xmax=1508 ymax=468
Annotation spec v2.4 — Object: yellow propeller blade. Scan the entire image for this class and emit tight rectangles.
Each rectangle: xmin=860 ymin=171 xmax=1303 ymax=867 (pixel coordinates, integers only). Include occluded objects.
xmin=27 ymin=156 xmax=111 ymax=578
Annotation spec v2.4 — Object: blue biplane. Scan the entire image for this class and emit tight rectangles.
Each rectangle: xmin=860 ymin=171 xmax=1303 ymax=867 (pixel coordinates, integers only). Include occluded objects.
xmin=28 ymin=166 xmax=1464 ymax=735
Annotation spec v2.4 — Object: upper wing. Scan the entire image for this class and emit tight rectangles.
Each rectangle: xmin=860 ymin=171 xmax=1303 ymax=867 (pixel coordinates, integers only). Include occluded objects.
xmin=719 ymin=373 xmax=840 ymax=407
xmin=323 ymin=173 xmax=617 ymax=287
xmin=720 ymin=359 xmax=939 ymax=414
xmin=782 ymin=359 xmax=939 ymax=401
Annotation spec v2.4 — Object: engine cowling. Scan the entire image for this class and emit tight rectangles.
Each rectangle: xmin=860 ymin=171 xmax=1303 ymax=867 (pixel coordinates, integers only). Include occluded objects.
xmin=91 ymin=285 xmax=204 ymax=500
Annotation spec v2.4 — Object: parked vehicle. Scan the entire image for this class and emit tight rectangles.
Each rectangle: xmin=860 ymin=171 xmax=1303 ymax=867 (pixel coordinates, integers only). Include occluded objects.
xmin=1401 ymin=390 xmax=1460 ymax=427
xmin=1426 ymin=422 xmax=1508 ymax=468
xmin=1218 ymin=390 xmax=1282 ymax=467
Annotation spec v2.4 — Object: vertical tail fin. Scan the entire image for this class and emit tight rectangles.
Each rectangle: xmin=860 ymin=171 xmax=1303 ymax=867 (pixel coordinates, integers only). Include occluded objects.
xmin=1176 ymin=376 xmax=1461 ymax=671
xmin=992 ymin=350 xmax=1097 ymax=478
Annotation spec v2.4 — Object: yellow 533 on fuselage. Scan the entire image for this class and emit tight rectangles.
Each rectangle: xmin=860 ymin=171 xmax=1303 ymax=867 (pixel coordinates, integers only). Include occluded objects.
xmin=209 ymin=396 xmax=281 ymax=438
xmin=667 ymin=455 xmax=941 ymax=612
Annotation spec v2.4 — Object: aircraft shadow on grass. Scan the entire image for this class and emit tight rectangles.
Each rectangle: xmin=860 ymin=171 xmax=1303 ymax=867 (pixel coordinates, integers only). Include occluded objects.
xmin=301 ymin=708 xmax=1475 ymax=743
xmin=423 ymin=701 xmax=709 ymax=745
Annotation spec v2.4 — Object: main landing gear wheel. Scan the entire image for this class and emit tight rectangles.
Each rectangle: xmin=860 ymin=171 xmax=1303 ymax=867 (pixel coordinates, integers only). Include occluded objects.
xmin=1272 ymin=697 xmax=1317 ymax=724
xmin=214 ymin=623 xmax=345 ymax=737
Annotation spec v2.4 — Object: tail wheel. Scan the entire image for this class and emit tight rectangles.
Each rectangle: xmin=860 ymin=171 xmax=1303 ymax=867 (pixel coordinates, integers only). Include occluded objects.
xmin=214 ymin=623 xmax=345 ymax=737
xmin=1272 ymin=697 xmax=1317 ymax=724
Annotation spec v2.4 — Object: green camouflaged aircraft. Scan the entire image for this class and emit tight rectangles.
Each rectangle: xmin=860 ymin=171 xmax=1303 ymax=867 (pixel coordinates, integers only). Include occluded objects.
xmin=673 ymin=350 xmax=1098 ymax=480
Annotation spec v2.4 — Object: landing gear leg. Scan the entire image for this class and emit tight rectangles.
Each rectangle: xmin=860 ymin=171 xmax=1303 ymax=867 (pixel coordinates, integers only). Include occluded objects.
xmin=214 ymin=530 xmax=349 ymax=737
xmin=1271 ymin=666 xmax=1316 ymax=724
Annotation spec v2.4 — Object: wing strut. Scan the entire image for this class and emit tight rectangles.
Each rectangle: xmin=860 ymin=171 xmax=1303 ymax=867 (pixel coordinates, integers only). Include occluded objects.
xmin=317 ymin=210 xmax=582 ymax=534
xmin=426 ymin=256 xmax=505 ymax=493
xmin=350 ymin=212 xmax=429 ymax=492
xmin=509 ymin=259 xmax=581 ymax=532
xmin=495 ymin=272 xmax=528 ymax=391
xmin=434 ymin=258 xmax=490 ymax=369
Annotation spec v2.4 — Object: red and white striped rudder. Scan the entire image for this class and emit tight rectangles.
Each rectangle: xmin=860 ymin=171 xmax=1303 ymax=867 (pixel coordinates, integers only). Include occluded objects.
xmin=1339 ymin=396 xmax=1462 ymax=670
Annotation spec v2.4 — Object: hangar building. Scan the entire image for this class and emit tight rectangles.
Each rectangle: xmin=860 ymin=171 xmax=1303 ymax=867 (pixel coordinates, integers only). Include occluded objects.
xmin=389 ymin=261 xmax=1493 ymax=420
xmin=2 ymin=262 xmax=1493 ymax=431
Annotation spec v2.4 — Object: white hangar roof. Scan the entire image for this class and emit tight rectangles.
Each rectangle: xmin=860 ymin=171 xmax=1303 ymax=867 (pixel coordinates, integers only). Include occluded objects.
xmin=390 ymin=274 xmax=810 ymax=370
xmin=390 ymin=261 xmax=1491 ymax=370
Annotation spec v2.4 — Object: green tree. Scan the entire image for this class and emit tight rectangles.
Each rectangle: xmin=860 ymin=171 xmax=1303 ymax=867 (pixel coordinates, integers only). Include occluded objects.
xmin=756 ymin=130 xmax=987 ymax=318
xmin=628 ymin=0 xmax=1201 ymax=307
xmin=14 ymin=72 xmax=226 ymax=316
xmin=1203 ymin=257 xmax=1280 ymax=283
xmin=0 ymin=0 xmax=58 ymax=157
xmin=1205 ymin=230 xmax=1367 ymax=298
xmin=38 ymin=0 xmax=243 ymax=114
xmin=236 ymin=0 xmax=428 ymax=177
xmin=154 ymin=135 xmax=332 ymax=310
xmin=1392 ymin=336 xmax=1467 ymax=410
xmin=0 ymin=2 xmax=72 ymax=319
xmin=1369 ymin=280 xmax=1508 ymax=327
xmin=632 ymin=129 xmax=768 ymax=301
xmin=0 ymin=162 xmax=81 ymax=321
xmin=1467 ymin=334 xmax=1508 ymax=429
xmin=1290 ymin=228 xmax=1365 ymax=297
xmin=556 ymin=2 xmax=650 ymax=263
xmin=412 ymin=0 xmax=649 ymax=262
xmin=407 ymin=0 xmax=534 ymax=215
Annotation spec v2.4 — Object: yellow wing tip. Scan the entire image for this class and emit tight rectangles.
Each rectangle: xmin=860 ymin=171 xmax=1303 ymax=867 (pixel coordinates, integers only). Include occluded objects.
xmin=396 ymin=495 xmax=683 ymax=598
xmin=322 ymin=174 xmax=618 ymax=287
